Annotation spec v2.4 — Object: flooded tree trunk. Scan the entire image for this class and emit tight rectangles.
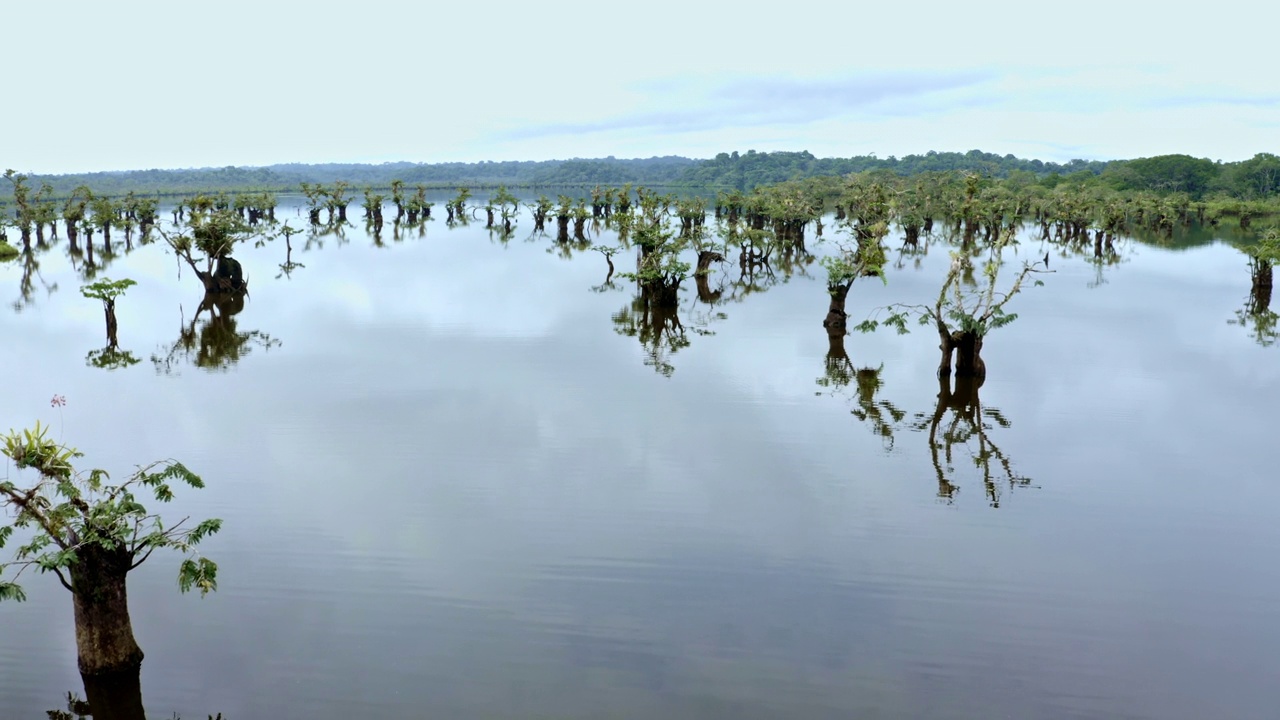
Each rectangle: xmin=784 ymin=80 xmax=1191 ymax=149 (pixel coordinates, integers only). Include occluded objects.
xmin=642 ymin=281 xmax=680 ymax=309
xmin=938 ymin=327 xmax=985 ymax=378
xmin=823 ymin=283 xmax=852 ymax=336
xmin=556 ymin=215 xmax=569 ymax=242
xmin=104 ymin=301 xmax=118 ymax=346
xmin=573 ymin=217 xmax=587 ymax=240
xmin=69 ymin=541 xmax=144 ymax=676
xmin=80 ymin=666 xmax=146 ymax=720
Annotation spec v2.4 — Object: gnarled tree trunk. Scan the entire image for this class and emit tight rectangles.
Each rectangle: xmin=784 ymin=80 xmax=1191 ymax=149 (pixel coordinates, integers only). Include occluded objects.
xmin=938 ymin=326 xmax=985 ymax=378
xmin=823 ymin=283 xmax=852 ymax=337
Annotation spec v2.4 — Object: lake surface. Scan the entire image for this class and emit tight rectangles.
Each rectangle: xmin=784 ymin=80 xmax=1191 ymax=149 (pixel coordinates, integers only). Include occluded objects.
xmin=2 ymin=199 xmax=1279 ymax=719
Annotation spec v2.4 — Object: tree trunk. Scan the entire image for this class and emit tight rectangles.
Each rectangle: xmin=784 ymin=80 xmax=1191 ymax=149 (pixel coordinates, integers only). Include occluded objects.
xmin=940 ymin=329 xmax=985 ymax=378
xmin=69 ymin=542 xmax=144 ymax=676
xmin=643 ymin=281 xmax=680 ymax=308
xmin=696 ymin=250 xmax=724 ymax=274
xmin=823 ymin=283 xmax=851 ymax=336
xmin=104 ymin=302 xmax=118 ymax=346
xmin=81 ymin=666 xmax=146 ymax=720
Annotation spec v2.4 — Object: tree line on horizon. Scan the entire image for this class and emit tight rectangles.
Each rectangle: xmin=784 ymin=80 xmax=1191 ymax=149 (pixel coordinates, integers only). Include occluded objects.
xmin=6 ymin=149 xmax=1280 ymax=202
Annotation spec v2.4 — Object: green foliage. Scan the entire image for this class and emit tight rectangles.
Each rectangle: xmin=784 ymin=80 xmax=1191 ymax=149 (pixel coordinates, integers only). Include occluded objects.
xmin=820 ymin=243 xmax=886 ymax=290
xmin=858 ymin=236 xmax=1048 ymax=340
xmin=0 ymin=241 xmax=18 ymax=261
xmin=0 ymin=421 xmax=221 ymax=602
xmin=1105 ymin=154 xmax=1219 ymax=198
xmin=80 ymin=277 xmax=136 ymax=306
xmin=1244 ymin=229 xmax=1280 ymax=268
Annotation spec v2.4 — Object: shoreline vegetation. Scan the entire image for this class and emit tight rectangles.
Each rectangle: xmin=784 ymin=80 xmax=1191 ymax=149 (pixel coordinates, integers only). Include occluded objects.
xmin=5 ymin=149 xmax=1278 ymax=204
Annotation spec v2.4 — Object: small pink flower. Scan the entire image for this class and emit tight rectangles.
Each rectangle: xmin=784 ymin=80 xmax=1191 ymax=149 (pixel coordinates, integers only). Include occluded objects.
xmin=50 ymin=394 xmax=67 ymax=408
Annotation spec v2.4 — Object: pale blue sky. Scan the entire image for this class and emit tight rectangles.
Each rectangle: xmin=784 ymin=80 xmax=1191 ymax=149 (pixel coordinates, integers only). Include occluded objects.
xmin=4 ymin=0 xmax=1276 ymax=174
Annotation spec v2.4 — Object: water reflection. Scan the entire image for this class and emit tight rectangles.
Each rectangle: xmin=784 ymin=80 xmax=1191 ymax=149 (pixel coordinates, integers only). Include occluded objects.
xmin=1230 ymin=284 xmax=1277 ymax=346
xmin=11 ymin=248 xmax=57 ymax=311
xmin=86 ymin=345 xmax=140 ymax=370
xmin=1229 ymin=245 xmax=1277 ymax=346
xmin=826 ymin=353 xmax=1035 ymax=506
xmin=48 ymin=669 xmax=223 ymax=720
xmin=612 ymin=296 xmax=688 ymax=377
xmin=48 ymin=670 xmax=145 ymax=720
xmin=910 ymin=376 xmax=1033 ymax=507
xmin=816 ymin=334 xmax=903 ymax=451
xmin=151 ymin=292 xmax=281 ymax=374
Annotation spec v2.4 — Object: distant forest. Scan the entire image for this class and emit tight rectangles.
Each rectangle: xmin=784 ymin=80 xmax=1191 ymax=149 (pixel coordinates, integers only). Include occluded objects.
xmin=11 ymin=149 xmax=1280 ymax=201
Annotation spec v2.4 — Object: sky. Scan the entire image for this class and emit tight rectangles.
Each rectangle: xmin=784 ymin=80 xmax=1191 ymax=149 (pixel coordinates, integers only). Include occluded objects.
xmin=3 ymin=0 xmax=1277 ymax=175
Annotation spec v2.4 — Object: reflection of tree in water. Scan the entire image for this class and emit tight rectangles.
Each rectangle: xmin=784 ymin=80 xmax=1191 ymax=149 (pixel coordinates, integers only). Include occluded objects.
xmin=1230 ymin=291 xmax=1278 ymax=347
xmin=612 ymin=295 xmax=689 ymax=377
xmin=48 ymin=669 xmax=145 ymax=720
xmin=85 ymin=346 xmax=141 ymax=370
xmin=48 ymin=666 xmax=224 ymax=720
xmin=1229 ymin=237 xmax=1278 ymax=347
xmin=151 ymin=292 xmax=280 ymax=374
xmin=910 ymin=376 xmax=1032 ymax=507
xmin=1037 ymin=233 xmax=1130 ymax=289
xmin=828 ymin=358 xmax=1034 ymax=506
xmin=816 ymin=334 xmax=904 ymax=449
xmin=10 ymin=247 xmax=58 ymax=312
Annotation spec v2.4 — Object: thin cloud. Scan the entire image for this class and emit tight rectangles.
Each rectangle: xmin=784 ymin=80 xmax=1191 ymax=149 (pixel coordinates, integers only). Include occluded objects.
xmin=502 ymin=71 xmax=996 ymax=140
xmin=1149 ymin=93 xmax=1280 ymax=109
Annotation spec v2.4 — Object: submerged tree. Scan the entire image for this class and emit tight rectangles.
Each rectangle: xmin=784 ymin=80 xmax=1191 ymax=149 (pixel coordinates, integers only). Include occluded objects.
xmin=621 ymin=219 xmax=692 ymax=309
xmin=3 ymin=168 xmax=35 ymax=249
xmin=1 ymin=415 xmax=220 ymax=676
xmin=81 ymin=278 xmax=135 ymax=348
xmin=81 ymin=278 xmax=139 ymax=370
xmin=820 ymin=223 xmax=888 ymax=337
xmin=160 ymin=203 xmax=257 ymax=294
xmin=858 ymin=234 xmax=1049 ymax=377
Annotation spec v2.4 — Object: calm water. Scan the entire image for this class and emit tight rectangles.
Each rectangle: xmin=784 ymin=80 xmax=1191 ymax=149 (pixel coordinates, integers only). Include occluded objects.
xmin=2 ymin=201 xmax=1278 ymax=719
